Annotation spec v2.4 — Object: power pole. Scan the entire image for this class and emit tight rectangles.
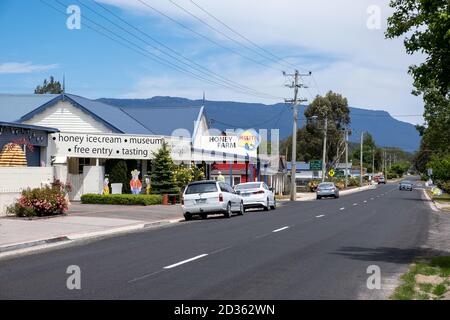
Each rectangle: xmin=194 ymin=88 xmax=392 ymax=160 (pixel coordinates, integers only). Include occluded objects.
xmin=345 ymin=128 xmax=349 ymax=188
xmin=321 ymin=117 xmax=328 ymax=182
xmin=284 ymin=70 xmax=310 ymax=201
xmin=372 ymin=148 xmax=375 ymax=175
xmin=360 ymin=132 xmax=364 ymax=187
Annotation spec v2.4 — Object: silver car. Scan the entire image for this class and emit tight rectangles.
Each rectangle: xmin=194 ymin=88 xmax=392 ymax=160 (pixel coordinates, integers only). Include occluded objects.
xmin=316 ymin=182 xmax=340 ymax=199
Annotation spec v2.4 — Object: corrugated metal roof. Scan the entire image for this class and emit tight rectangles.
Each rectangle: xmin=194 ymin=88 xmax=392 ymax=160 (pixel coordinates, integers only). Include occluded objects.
xmin=120 ymin=105 xmax=203 ymax=136
xmin=17 ymin=93 xmax=204 ymax=136
xmin=286 ymin=161 xmax=312 ymax=171
xmin=0 ymin=94 xmax=57 ymax=122
xmin=0 ymin=121 xmax=59 ymax=132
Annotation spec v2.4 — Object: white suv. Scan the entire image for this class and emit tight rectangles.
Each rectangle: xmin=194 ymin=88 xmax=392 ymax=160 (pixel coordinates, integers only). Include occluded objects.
xmin=234 ymin=182 xmax=276 ymax=211
xmin=182 ymin=181 xmax=244 ymax=220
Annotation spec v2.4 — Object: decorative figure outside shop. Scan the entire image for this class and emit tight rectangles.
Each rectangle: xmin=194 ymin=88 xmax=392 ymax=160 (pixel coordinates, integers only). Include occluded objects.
xmin=130 ymin=169 xmax=142 ymax=195
xmin=145 ymin=176 xmax=151 ymax=195
xmin=103 ymin=177 xmax=110 ymax=195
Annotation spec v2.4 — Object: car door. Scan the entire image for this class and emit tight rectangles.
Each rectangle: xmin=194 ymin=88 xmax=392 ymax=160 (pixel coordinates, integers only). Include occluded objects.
xmin=263 ymin=183 xmax=274 ymax=204
xmin=228 ymin=184 xmax=242 ymax=209
xmin=219 ymin=182 xmax=232 ymax=207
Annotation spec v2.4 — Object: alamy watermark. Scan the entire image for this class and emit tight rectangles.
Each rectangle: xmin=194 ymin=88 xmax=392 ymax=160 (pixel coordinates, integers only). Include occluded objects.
xmin=366 ymin=5 xmax=381 ymax=30
xmin=66 ymin=5 xmax=81 ymax=30
xmin=366 ymin=265 xmax=381 ymax=289
xmin=66 ymin=265 xmax=81 ymax=290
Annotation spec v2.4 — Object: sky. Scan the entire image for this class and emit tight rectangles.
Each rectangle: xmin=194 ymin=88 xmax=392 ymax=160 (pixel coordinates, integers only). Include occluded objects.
xmin=0 ymin=0 xmax=425 ymax=124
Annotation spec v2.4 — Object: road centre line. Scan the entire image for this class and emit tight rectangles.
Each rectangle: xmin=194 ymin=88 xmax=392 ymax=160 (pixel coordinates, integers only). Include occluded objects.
xmin=272 ymin=226 xmax=290 ymax=233
xmin=163 ymin=254 xmax=208 ymax=269
xmin=339 ymin=207 xmax=345 ymax=211
xmin=315 ymin=215 xmax=325 ymax=218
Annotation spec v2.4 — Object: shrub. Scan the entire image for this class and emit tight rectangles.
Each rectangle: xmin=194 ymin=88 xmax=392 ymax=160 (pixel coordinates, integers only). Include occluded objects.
xmin=7 ymin=183 xmax=69 ymax=217
xmin=81 ymin=194 xmax=163 ymax=206
xmin=438 ymin=181 xmax=450 ymax=194
xmin=348 ymin=177 xmax=360 ymax=187
xmin=307 ymin=180 xmax=320 ymax=192
xmin=109 ymin=160 xmax=130 ymax=194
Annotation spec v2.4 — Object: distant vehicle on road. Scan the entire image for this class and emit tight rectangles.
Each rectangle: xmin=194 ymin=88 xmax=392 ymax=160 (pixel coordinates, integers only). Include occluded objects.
xmin=316 ymin=182 xmax=340 ymax=199
xmin=234 ymin=182 xmax=276 ymax=211
xmin=378 ymin=176 xmax=386 ymax=184
xmin=399 ymin=180 xmax=413 ymax=191
xmin=182 ymin=181 xmax=244 ymax=220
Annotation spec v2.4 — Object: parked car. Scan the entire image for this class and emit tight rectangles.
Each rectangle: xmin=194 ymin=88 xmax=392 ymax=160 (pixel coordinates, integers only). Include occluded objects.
xmin=399 ymin=180 xmax=413 ymax=191
xmin=316 ymin=182 xmax=340 ymax=199
xmin=234 ymin=182 xmax=276 ymax=211
xmin=378 ymin=176 xmax=386 ymax=184
xmin=181 ymin=180 xmax=244 ymax=220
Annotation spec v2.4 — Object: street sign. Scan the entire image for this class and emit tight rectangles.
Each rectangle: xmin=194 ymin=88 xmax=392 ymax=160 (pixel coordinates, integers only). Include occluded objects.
xmin=328 ymin=169 xmax=335 ymax=177
xmin=334 ymin=169 xmax=345 ymax=177
xmin=310 ymin=160 xmax=322 ymax=170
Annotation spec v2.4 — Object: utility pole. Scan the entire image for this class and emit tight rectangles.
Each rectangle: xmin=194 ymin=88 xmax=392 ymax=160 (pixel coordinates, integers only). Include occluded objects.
xmin=284 ymin=70 xmax=310 ymax=201
xmin=321 ymin=117 xmax=328 ymax=182
xmin=345 ymin=128 xmax=349 ymax=188
xmin=360 ymin=132 xmax=364 ymax=187
xmin=372 ymin=148 xmax=375 ymax=175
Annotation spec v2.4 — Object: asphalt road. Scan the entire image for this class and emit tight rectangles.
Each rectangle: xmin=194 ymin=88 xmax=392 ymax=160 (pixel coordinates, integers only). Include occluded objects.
xmin=0 ymin=178 xmax=431 ymax=299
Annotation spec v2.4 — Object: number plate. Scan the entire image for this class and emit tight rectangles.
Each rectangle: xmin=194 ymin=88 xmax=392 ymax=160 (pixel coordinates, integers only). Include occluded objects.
xmin=196 ymin=199 xmax=207 ymax=204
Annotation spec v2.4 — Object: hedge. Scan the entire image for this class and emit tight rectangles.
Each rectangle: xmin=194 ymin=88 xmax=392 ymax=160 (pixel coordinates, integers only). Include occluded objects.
xmin=81 ymin=194 xmax=162 ymax=206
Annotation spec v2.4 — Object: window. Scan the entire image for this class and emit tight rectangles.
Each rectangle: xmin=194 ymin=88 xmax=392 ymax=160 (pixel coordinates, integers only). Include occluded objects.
xmin=185 ymin=182 xmax=218 ymax=194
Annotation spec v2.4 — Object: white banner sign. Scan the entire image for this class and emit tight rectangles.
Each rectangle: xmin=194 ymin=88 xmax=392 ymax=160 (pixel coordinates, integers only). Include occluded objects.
xmin=50 ymin=132 xmax=180 ymax=160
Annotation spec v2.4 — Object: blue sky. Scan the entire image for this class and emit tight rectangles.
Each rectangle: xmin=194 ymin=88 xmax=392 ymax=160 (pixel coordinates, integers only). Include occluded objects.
xmin=0 ymin=0 xmax=425 ymax=124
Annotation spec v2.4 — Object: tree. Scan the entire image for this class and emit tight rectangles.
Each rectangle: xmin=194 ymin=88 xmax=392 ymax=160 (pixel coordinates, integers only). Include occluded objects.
xmin=109 ymin=160 xmax=130 ymax=194
xmin=281 ymin=91 xmax=350 ymax=164
xmin=151 ymin=142 xmax=179 ymax=194
xmin=386 ymin=0 xmax=450 ymax=155
xmin=34 ymin=76 xmax=63 ymax=94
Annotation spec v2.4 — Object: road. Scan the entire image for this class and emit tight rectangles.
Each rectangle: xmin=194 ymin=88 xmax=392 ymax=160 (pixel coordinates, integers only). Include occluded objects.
xmin=0 ymin=178 xmax=431 ymax=299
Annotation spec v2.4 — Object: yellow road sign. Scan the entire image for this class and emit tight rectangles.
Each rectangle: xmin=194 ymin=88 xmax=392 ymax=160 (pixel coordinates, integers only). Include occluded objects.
xmin=328 ymin=169 xmax=335 ymax=177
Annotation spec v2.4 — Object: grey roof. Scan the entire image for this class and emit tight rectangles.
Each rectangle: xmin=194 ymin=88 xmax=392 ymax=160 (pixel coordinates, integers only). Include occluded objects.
xmin=17 ymin=93 xmax=204 ymax=136
xmin=0 ymin=121 xmax=59 ymax=132
xmin=120 ymin=105 xmax=204 ymax=136
xmin=0 ymin=94 xmax=58 ymax=122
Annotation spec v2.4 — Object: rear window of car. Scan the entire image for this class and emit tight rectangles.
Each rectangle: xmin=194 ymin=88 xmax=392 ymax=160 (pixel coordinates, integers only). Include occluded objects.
xmin=318 ymin=183 xmax=334 ymax=188
xmin=185 ymin=183 xmax=218 ymax=194
xmin=235 ymin=183 xmax=261 ymax=190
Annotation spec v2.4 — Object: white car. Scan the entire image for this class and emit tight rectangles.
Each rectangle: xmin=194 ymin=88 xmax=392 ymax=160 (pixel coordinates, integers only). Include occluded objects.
xmin=234 ymin=182 xmax=276 ymax=211
xmin=182 ymin=180 xmax=244 ymax=221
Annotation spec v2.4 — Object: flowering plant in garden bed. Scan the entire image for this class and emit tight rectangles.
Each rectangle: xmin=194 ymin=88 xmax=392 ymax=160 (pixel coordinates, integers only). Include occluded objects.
xmin=7 ymin=180 xmax=70 ymax=217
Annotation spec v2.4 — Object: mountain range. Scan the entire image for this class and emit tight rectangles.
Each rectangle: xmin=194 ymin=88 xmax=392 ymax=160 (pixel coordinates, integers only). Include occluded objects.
xmin=99 ymin=96 xmax=421 ymax=152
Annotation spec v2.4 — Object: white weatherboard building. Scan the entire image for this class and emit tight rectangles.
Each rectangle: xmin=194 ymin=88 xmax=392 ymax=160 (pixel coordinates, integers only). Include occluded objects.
xmin=0 ymin=93 xmax=269 ymax=210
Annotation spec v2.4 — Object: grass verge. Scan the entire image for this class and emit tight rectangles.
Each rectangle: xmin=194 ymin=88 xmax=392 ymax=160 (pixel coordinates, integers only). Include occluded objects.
xmin=391 ymin=256 xmax=450 ymax=300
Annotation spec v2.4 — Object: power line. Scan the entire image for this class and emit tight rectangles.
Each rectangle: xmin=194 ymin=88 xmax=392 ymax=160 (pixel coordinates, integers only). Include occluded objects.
xmin=189 ymin=0 xmax=299 ymax=71
xmin=45 ymin=0 xmax=281 ymax=101
xmin=136 ymin=0 xmax=282 ymax=73
xmin=80 ymin=0 xmax=281 ymax=100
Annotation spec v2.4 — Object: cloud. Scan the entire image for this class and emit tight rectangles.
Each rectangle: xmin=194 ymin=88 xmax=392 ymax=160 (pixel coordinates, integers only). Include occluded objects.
xmin=97 ymin=0 xmax=425 ymax=124
xmin=0 ymin=62 xmax=59 ymax=74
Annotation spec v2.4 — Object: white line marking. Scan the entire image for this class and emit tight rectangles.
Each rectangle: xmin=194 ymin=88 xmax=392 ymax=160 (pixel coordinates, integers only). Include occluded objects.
xmin=353 ymin=203 xmax=358 ymax=206
xmin=370 ymin=198 xmax=374 ymax=200
xmin=363 ymin=200 xmax=367 ymax=203
xmin=316 ymin=215 xmax=325 ymax=218
xmin=272 ymin=226 xmax=289 ymax=233
xmin=163 ymin=254 xmax=208 ymax=269
xmin=339 ymin=207 xmax=345 ymax=211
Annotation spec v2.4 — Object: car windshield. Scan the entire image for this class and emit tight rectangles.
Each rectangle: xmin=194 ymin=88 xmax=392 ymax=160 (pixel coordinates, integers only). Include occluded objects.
xmin=185 ymin=183 xmax=218 ymax=194
xmin=319 ymin=183 xmax=334 ymax=188
xmin=235 ymin=183 xmax=261 ymax=190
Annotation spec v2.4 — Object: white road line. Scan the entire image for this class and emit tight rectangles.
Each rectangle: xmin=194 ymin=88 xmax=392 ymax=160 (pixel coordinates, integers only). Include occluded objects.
xmin=315 ymin=215 xmax=325 ymax=218
xmin=370 ymin=198 xmax=374 ymax=200
xmin=353 ymin=203 xmax=358 ymax=206
xmin=339 ymin=207 xmax=345 ymax=211
xmin=272 ymin=226 xmax=290 ymax=233
xmin=363 ymin=200 xmax=367 ymax=203
xmin=163 ymin=254 xmax=208 ymax=269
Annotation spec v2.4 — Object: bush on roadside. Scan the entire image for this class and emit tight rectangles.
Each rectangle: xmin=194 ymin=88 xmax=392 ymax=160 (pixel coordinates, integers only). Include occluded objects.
xmin=7 ymin=183 xmax=69 ymax=217
xmin=307 ymin=180 xmax=321 ymax=192
xmin=348 ymin=177 xmax=360 ymax=187
xmin=81 ymin=194 xmax=162 ymax=206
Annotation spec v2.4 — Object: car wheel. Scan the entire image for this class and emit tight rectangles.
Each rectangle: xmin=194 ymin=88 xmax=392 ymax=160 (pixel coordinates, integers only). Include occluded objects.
xmin=264 ymin=198 xmax=270 ymax=211
xmin=237 ymin=202 xmax=244 ymax=216
xmin=270 ymin=198 xmax=276 ymax=210
xmin=316 ymin=195 xmax=321 ymax=200
xmin=200 ymin=212 xmax=207 ymax=219
xmin=224 ymin=202 xmax=232 ymax=218
xmin=184 ymin=213 xmax=192 ymax=221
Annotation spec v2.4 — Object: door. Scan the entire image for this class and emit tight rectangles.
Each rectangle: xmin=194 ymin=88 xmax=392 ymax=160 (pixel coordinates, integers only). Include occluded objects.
xmin=68 ymin=174 xmax=83 ymax=201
